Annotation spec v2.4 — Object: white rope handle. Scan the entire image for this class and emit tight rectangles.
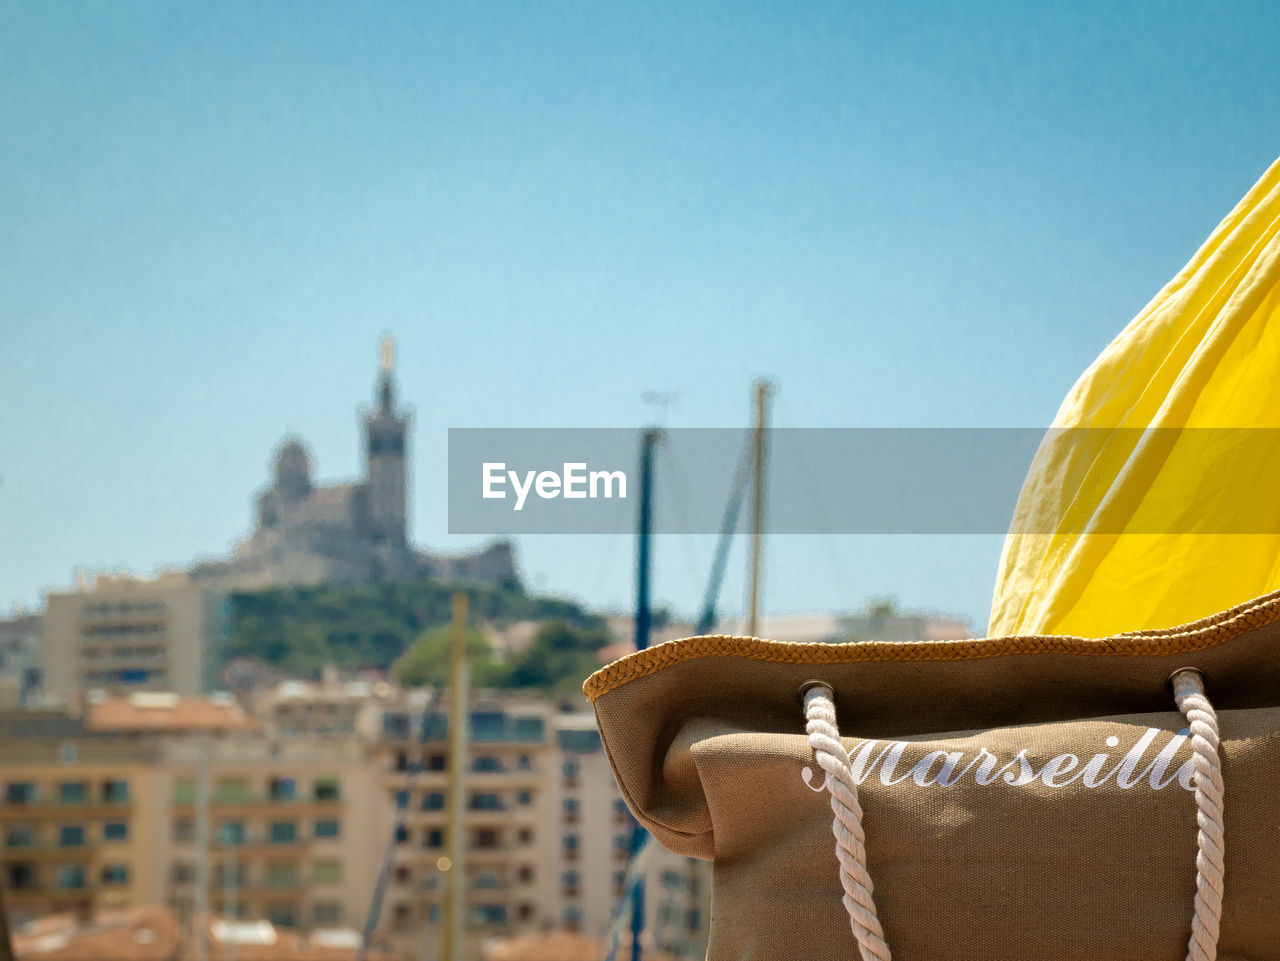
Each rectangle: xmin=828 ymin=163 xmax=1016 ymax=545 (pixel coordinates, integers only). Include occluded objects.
xmin=1171 ymin=668 xmax=1225 ymax=961
xmin=802 ymin=670 xmax=1225 ymax=961
xmin=802 ymin=682 xmax=891 ymax=961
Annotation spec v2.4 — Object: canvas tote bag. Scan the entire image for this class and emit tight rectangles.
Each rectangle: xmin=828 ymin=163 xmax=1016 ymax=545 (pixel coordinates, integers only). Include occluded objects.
xmin=585 ymin=591 xmax=1280 ymax=961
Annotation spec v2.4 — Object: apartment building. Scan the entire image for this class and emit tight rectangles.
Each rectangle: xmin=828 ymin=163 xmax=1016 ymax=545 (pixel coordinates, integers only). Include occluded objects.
xmin=372 ymin=696 xmax=558 ymax=960
xmin=0 ymin=710 xmax=161 ymax=926
xmin=0 ymin=694 xmax=381 ymax=940
xmin=1 ymin=688 xmax=709 ymax=958
xmin=553 ymin=715 xmax=710 ymax=959
xmin=0 ymin=613 xmax=42 ymax=707
xmin=43 ymin=573 xmax=230 ymax=700
xmin=157 ymin=733 xmax=383 ymax=933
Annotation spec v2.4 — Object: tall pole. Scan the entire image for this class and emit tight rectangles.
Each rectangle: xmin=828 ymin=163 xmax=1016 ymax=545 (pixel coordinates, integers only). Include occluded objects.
xmin=223 ymin=841 xmax=237 ymax=961
xmin=634 ymin=429 xmax=659 ymax=655
xmin=630 ymin=428 xmax=659 ymax=961
xmin=746 ymin=380 xmax=772 ymax=638
xmin=193 ymin=736 xmax=211 ymax=961
xmin=443 ymin=592 xmax=469 ymax=961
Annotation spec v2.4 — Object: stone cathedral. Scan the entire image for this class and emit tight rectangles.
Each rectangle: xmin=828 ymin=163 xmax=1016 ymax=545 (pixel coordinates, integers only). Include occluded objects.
xmin=190 ymin=338 xmax=516 ymax=591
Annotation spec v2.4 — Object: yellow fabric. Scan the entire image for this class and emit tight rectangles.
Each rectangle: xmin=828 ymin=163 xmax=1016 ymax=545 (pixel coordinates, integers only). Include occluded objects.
xmin=990 ymin=157 xmax=1280 ymax=638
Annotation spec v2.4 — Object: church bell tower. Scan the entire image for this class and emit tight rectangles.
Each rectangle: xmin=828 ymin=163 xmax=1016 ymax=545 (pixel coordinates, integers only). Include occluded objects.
xmin=364 ymin=335 xmax=410 ymax=547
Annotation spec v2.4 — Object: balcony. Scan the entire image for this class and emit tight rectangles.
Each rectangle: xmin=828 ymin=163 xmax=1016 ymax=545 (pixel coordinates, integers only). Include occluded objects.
xmin=0 ymin=843 xmax=99 ymax=862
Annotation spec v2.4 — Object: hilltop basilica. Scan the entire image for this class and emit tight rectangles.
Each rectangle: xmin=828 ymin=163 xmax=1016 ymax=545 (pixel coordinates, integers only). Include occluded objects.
xmin=190 ymin=338 xmax=516 ymax=591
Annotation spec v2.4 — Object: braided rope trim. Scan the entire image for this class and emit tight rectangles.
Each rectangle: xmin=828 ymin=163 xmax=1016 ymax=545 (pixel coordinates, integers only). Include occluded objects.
xmin=1172 ymin=670 xmax=1226 ymax=961
xmin=805 ymin=684 xmax=892 ymax=961
xmin=583 ymin=588 xmax=1280 ymax=702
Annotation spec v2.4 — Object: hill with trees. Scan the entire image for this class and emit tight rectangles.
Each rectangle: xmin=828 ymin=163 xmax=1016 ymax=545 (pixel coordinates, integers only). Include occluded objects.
xmin=224 ymin=577 xmax=610 ymax=693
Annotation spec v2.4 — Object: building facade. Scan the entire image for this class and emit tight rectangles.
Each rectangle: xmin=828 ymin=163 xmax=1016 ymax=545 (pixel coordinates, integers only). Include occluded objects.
xmin=0 ymin=613 xmax=42 ymax=707
xmin=42 ymin=574 xmax=229 ymax=702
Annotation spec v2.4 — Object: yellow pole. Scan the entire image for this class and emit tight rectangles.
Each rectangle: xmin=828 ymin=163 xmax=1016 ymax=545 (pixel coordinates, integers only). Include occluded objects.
xmin=746 ymin=380 xmax=772 ymax=638
xmin=442 ymin=592 xmax=469 ymax=961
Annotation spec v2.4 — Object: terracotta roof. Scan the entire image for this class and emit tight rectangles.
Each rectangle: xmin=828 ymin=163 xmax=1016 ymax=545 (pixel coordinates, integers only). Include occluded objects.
xmin=485 ymin=932 xmax=676 ymax=961
xmin=13 ymin=908 xmax=395 ymax=961
xmin=14 ymin=905 xmax=181 ymax=961
xmin=206 ymin=920 xmax=394 ymax=961
xmin=85 ymin=695 xmax=259 ymax=734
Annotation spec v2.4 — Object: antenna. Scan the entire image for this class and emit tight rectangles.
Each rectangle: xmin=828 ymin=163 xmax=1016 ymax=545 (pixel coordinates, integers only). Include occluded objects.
xmin=641 ymin=391 xmax=681 ymax=427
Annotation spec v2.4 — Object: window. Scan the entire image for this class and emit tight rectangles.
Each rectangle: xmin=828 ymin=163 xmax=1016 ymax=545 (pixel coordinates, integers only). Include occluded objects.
xmin=562 ymin=834 xmax=579 ymax=852
xmin=562 ymin=759 xmax=580 ymax=780
xmin=57 ymin=865 xmax=86 ymax=890
xmin=172 ymin=863 xmax=194 ymax=884
xmin=219 ymin=821 xmax=247 ymax=846
xmin=313 ymin=778 xmax=340 ymax=801
xmin=427 ymin=753 xmax=446 ymax=772
xmin=563 ymin=870 xmax=581 ymax=888
xmin=103 ymin=822 xmax=128 ymax=842
xmin=314 ymin=819 xmax=340 ymax=839
xmin=102 ymin=780 xmax=129 ymax=804
xmin=516 ymin=791 xmax=532 ymax=806
xmin=269 ymin=821 xmax=297 ymax=844
xmin=563 ymin=905 xmax=583 ymax=925
xmin=269 ymin=777 xmax=297 ymax=802
xmin=516 ymin=865 xmax=533 ymax=883
xmin=422 ymin=792 xmax=445 ymax=811
xmin=172 ymin=779 xmax=195 ymax=804
xmin=214 ymin=863 xmax=247 ymax=886
xmin=615 ymin=833 xmax=632 ymax=852
xmin=469 ymin=793 xmax=503 ymax=811
xmin=313 ymin=860 xmax=341 ymax=883
xmin=469 ymin=905 xmax=508 ymax=925
xmin=59 ymin=825 xmax=85 ymax=847
xmin=267 ymin=862 xmax=299 ymax=888
xmin=563 ymin=798 xmax=580 ymax=815
xmin=473 ymin=828 xmax=500 ymax=850
xmin=517 ymin=827 xmax=533 ymax=845
xmin=267 ymin=903 xmax=296 ymax=928
xmin=215 ymin=778 xmax=249 ymax=803
xmin=475 ymin=872 xmax=501 ymax=890
xmin=473 ymin=756 xmax=503 ymax=773
xmin=173 ymin=819 xmax=194 ymax=843
xmin=424 ymin=829 xmax=444 ymax=849
xmin=102 ymin=864 xmax=129 ymax=885
xmin=8 ymin=864 xmax=35 ymax=889
xmin=4 ymin=783 xmax=36 ymax=804
xmin=58 ymin=781 xmax=87 ymax=804
xmin=314 ymin=902 xmax=342 ymax=925
xmin=517 ymin=754 xmax=532 ymax=770
xmin=394 ymin=789 xmax=410 ymax=808
xmin=6 ymin=826 xmax=34 ymax=847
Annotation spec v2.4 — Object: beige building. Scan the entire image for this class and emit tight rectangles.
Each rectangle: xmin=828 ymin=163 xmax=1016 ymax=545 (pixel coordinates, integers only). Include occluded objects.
xmin=42 ymin=573 xmax=229 ymax=701
xmin=0 ymin=695 xmax=382 ymax=944
xmin=372 ymin=695 xmax=558 ymax=959
xmin=0 ymin=710 xmax=163 ymax=926
xmin=1 ymin=687 xmax=710 ymax=959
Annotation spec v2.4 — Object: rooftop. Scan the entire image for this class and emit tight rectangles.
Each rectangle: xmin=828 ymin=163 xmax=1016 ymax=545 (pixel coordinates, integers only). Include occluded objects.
xmin=85 ymin=693 xmax=260 ymax=734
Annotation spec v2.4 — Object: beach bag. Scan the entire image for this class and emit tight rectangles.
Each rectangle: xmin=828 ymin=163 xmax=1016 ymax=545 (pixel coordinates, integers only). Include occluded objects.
xmin=585 ymin=592 xmax=1280 ymax=961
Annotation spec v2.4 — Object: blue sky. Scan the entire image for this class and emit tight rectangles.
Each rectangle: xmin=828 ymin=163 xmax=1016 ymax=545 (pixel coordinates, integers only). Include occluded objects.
xmin=3 ymin=1 xmax=1278 ymax=632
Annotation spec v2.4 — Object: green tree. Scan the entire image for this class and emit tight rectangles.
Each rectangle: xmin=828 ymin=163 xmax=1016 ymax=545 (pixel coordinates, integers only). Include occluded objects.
xmin=504 ymin=619 xmax=610 ymax=695
xmin=393 ymin=626 xmax=507 ymax=688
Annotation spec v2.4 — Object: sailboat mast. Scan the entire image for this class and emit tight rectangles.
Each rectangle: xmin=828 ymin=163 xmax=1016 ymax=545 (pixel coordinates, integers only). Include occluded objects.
xmin=746 ymin=379 xmax=773 ymax=638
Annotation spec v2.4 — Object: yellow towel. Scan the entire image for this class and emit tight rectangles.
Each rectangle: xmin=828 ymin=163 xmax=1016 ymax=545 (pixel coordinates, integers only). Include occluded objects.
xmin=990 ymin=157 xmax=1280 ymax=638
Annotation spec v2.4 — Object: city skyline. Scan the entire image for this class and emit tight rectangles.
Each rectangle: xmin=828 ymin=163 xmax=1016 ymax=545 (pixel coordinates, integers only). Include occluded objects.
xmin=6 ymin=3 xmax=1280 ymax=631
